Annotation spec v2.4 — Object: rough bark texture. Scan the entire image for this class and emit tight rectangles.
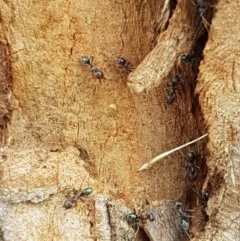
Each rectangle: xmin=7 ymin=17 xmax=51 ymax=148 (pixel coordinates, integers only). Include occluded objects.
xmin=194 ymin=0 xmax=240 ymax=240
xmin=0 ymin=0 xmax=239 ymax=240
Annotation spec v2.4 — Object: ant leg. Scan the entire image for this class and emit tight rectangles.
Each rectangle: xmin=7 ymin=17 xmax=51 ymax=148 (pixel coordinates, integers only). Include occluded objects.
xmin=92 ymin=80 xmax=99 ymax=94
xmin=176 ymin=191 xmax=183 ymax=201
xmin=183 ymin=229 xmax=191 ymax=239
xmin=201 ymin=15 xmax=211 ymax=31
xmin=191 ymin=0 xmax=197 ymax=7
xmin=133 ymin=224 xmax=139 ymax=240
xmin=191 ymin=185 xmax=201 ymax=197
xmin=178 ymin=150 xmax=188 ymax=162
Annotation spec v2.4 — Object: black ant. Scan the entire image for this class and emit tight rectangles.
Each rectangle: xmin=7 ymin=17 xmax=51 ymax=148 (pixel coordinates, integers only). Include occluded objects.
xmin=80 ymin=56 xmax=104 ymax=82
xmin=125 ymin=211 xmax=155 ymax=240
xmin=126 ymin=212 xmax=155 ymax=226
xmin=180 ymin=151 xmax=200 ymax=181
xmin=115 ymin=57 xmax=133 ymax=74
xmin=64 ymin=187 xmax=93 ymax=209
xmin=203 ymin=188 xmax=211 ymax=202
xmin=192 ymin=186 xmax=211 ymax=206
xmin=180 ymin=54 xmax=201 ymax=64
xmin=174 ymin=201 xmax=191 ymax=239
xmin=186 ymin=151 xmax=200 ymax=181
xmin=191 ymin=186 xmax=211 ymax=221
xmin=166 ymin=75 xmax=181 ymax=104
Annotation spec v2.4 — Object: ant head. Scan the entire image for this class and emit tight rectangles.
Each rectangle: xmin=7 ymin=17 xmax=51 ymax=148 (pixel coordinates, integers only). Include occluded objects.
xmin=187 ymin=151 xmax=196 ymax=162
xmin=115 ymin=57 xmax=126 ymax=66
xmin=180 ymin=54 xmax=190 ymax=63
xmin=63 ymin=199 xmax=75 ymax=209
xmin=175 ymin=200 xmax=183 ymax=210
xmin=170 ymin=76 xmax=181 ymax=86
xmin=198 ymin=5 xmax=207 ymax=15
xmin=80 ymin=56 xmax=90 ymax=64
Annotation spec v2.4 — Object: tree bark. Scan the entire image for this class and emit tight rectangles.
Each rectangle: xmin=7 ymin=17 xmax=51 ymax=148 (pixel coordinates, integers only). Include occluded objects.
xmin=0 ymin=0 xmax=239 ymax=240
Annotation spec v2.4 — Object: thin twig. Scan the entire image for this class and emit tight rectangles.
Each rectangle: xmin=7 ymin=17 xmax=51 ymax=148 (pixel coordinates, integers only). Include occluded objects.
xmin=138 ymin=134 xmax=208 ymax=171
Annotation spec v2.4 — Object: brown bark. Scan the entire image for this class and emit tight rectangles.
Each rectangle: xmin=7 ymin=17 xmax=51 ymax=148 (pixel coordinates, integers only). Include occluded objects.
xmin=194 ymin=0 xmax=240 ymax=240
xmin=0 ymin=0 xmax=239 ymax=240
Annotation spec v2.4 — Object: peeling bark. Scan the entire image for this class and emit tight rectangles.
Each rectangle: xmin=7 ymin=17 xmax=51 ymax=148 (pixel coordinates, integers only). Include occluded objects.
xmin=0 ymin=41 xmax=12 ymax=143
xmin=194 ymin=0 xmax=240 ymax=240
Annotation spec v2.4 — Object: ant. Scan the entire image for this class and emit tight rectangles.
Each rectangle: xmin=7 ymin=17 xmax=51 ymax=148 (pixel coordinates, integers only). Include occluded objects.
xmin=180 ymin=151 xmax=200 ymax=181
xmin=180 ymin=53 xmax=201 ymax=64
xmin=191 ymin=186 xmax=211 ymax=221
xmin=125 ymin=211 xmax=155 ymax=240
xmin=125 ymin=213 xmax=141 ymax=239
xmin=80 ymin=56 xmax=104 ymax=82
xmin=203 ymin=188 xmax=211 ymax=202
xmin=175 ymin=201 xmax=192 ymax=239
xmin=63 ymin=187 xmax=93 ymax=209
xmin=126 ymin=212 xmax=155 ymax=226
xmin=192 ymin=186 xmax=211 ymax=206
xmin=115 ymin=57 xmax=133 ymax=74
xmin=166 ymin=75 xmax=181 ymax=104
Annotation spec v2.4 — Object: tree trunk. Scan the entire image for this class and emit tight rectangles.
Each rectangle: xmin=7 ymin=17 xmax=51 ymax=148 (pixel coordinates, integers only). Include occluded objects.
xmin=0 ymin=0 xmax=239 ymax=240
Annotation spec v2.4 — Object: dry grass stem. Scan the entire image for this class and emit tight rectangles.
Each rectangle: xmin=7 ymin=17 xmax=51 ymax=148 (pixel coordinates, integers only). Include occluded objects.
xmin=138 ymin=134 xmax=208 ymax=171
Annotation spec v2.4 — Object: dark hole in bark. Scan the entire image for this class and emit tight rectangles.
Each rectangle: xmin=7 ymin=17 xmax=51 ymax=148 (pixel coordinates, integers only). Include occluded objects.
xmin=136 ymin=227 xmax=150 ymax=241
